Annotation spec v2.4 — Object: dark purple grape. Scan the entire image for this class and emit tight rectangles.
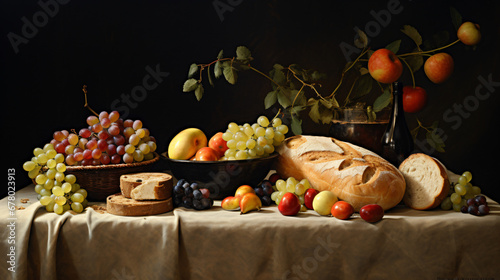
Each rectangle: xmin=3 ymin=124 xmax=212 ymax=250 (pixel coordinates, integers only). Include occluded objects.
xmin=261 ymin=195 xmax=272 ymax=206
xmin=460 ymin=206 xmax=468 ymax=213
xmin=182 ymin=197 xmax=193 ymax=208
xmin=182 ymin=182 xmax=190 ymax=189
xmin=468 ymin=205 xmax=479 ymax=216
xmin=184 ymin=187 xmax=193 ymax=198
xmin=474 ymin=195 xmax=487 ymax=206
xmin=190 ymin=182 xmax=200 ymax=190
xmin=466 ymin=198 xmax=477 ymax=206
xmin=478 ymin=205 xmax=490 ymax=215
xmin=261 ymin=180 xmax=272 ymax=189
xmin=193 ymin=189 xmax=203 ymax=200
xmin=174 ymin=184 xmax=184 ymax=195
xmin=193 ymin=199 xmax=204 ymax=210
xmin=176 ymin=179 xmax=187 ymax=187
xmin=201 ymin=197 xmax=212 ymax=209
xmin=262 ymin=184 xmax=274 ymax=196
xmin=255 ymin=187 xmax=265 ymax=197
xmin=173 ymin=196 xmax=182 ymax=207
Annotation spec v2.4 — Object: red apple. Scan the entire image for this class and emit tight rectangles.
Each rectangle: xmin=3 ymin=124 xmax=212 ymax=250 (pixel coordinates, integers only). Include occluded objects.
xmin=359 ymin=204 xmax=384 ymax=223
xmin=403 ymin=86 xmax=427 ymax=113
xmin=424 ymin=53 xmax=454 ymax=84
xmin=457 ymin=22 xmax=481 ymax=46
xmin=208 ymin=132 xmax=228 ymax=157
xmin=195 ymin=147 xmax=219 ymax=161
xmin=368 ymin=48 xmax=403 ymax=84
xmin=331 ymin=201 xmax=354 ymax=220
xmin=304 ymin=188 xmax=319 ymax=210
xmin=278 ymin=192 xmax=301 ymax=216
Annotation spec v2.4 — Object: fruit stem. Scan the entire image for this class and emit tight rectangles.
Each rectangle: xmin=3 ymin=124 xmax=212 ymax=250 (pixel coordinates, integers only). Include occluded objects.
xmin=398 ymin=39 xmax=460 ymax=57
xmin=82 ymin=85 xmax=99 ymax=117
xmin=328 ymin=47 xmax=370 ymax=99
xmin=400 ymin=58 xmax=416 ymax=88
xmin=248 ymin=65 xmax=281 ymax=89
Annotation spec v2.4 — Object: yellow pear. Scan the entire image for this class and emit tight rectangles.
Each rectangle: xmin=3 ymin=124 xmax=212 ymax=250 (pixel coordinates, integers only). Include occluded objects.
xmin=168 ymin=128 xmax=207 ymax=160
xmin=240 ymin=193 xmax=262 ymax=214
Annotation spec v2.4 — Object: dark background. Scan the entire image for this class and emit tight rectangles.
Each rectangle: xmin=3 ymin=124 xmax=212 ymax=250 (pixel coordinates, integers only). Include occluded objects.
xmin=2 ymin=0 xmax=499 ymax=202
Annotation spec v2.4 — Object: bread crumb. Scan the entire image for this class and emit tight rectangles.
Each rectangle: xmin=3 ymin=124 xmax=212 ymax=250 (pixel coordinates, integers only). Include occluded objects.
xmin=16 ymin=206 xmax=25 ymax=210
xmin=20 ymin=198 xmax=29 ymax=203
xmin=88 ymin=205 xmax=107 ymax=214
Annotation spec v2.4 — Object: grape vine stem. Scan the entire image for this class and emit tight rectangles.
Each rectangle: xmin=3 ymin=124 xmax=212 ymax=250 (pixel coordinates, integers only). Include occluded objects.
xmin=82 ymin=85 xmax=99 ymax=117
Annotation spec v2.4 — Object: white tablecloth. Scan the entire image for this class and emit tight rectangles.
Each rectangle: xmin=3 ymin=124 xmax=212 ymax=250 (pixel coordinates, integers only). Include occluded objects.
xmin=1 ymin=185 xmax=500 ymax=280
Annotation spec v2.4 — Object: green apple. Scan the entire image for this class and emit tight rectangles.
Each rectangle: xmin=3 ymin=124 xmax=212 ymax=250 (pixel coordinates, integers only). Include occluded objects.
xmin=168 ymin=128 xmax=207 ymax=160
xmin=312 ymin=190 xmax=338 ymax=216
xmin=457 ymin=22 xmax=481 ymax=46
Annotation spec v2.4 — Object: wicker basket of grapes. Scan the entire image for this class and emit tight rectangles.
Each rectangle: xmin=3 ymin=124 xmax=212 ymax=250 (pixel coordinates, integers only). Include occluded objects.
xmin=65 ymin=152 xmax=160 ymax=201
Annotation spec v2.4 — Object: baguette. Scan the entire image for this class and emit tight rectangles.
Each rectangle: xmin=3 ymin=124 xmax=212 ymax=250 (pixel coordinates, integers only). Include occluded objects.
xmin=276 ymin=135 xmax=406 ymax=211
xmin=398 ymin=153 xmax=450 ymax=210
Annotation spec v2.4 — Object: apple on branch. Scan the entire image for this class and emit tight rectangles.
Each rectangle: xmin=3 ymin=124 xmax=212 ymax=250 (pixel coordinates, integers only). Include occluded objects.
xmin=368 ymin=48 xmax=403 ymax=84
xmin=457 ymin=22 xmax=481 ymax=46
xmin=424 ymin=53 xmax=454 ymax=84
xmin=403 ymin=86 xmax=427 ymax=113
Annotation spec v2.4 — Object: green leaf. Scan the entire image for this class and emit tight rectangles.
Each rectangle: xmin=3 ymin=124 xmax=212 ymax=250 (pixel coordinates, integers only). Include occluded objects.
xmin=217 ymin=49 xmax=224 ymax=60
xmin=319 ymin=107 xmax=333 ymax=124
xmin=264 ymin=91 xmax=277 ymax=109
xmin=236 ymin=46 xmax=252 ymax=62
xmin=354 ymin=29 xmax=369 ymax=49
xmin=310 ymin=70 xmax=326 ymax=81
xmin=350 ymin=74 xmax=373 ymax=100
xmin=194 ymin=83 xmax=204 ymax=101
xmin=291 ymin=105 xmax=306 ymax=115
xmin=359 ymin=67 xmax=369 ymax=75
xmin=188 ymin=63 xmax=198 ymax=78
xmin=291 ymin=89 xmax=306 ymax=107
xmin=214 ymin=61 xmax=222 ymax=79
xmin=401 ymin=25 xmax=422 ymax=46
xmin=450 ymin=7 xmax=463 ymax=31
xmin=308 ymin=99 xmax=320 ymax=123
xmin=273 ymin=64 xmax=284 ymax=71
xmin=423 ymin=30 xmax=450 ymax=51
xmin=385 ymin=40 xmax=401 ymax=54
xmin=183 ymin=79 xmax=198 ymax=92
xmin=207 ymin=64 xmax=214 ymax=87
xmin=277 ymin=89 xmax=292 ymax=108
xmin=270 ymin=68 xmax=286 ymax=86
xmin=373 ymin=88 xmax=392 ymax=112
xmin=291 ymin=115 xmax=303 ymax=135
xmin=404 ymin=51 xmax=424 ymax=73
xmin=222 ymin=61 xmax=237 ymax=84
xmin=426 ymin=130 xmax=445 ymax=153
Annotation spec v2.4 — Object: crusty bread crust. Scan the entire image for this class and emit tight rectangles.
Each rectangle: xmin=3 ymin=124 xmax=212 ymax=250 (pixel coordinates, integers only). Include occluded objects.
xmin=276 ymin=135 xmax=406 ymax=211
xmin=399 ymin=153 xmax=450 ymax=210
xmin=107 ymin=193 xmax=173 ymax=216
xmin=120 ymin=172 xmax=172 ymax=199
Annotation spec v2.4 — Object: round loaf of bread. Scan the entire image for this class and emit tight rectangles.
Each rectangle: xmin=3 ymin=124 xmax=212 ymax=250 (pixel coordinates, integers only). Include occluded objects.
xmin=107 ymin=193 xmax=173 ymax=216
xmin=120 ymin=172 xmax=172 ymax=199
xmin=398 ymin=153 xmax=450 ymax=210
xmin=276 ymin=135 xmax=406 ymax=211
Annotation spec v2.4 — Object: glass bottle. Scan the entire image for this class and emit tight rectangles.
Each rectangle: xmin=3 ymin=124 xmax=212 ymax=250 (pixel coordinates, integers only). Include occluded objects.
xmin=381 ymin=82 xmax=414 ymax=166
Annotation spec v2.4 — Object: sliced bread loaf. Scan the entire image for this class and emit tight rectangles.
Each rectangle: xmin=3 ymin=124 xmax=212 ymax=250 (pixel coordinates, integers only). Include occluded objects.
xmin=398 ymin=153 xmax=450 ymax=210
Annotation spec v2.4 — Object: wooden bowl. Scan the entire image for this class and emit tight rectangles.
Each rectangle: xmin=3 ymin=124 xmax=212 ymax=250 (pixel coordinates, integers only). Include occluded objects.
xmin=65 ymin=153 xmax=160 ymax=201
